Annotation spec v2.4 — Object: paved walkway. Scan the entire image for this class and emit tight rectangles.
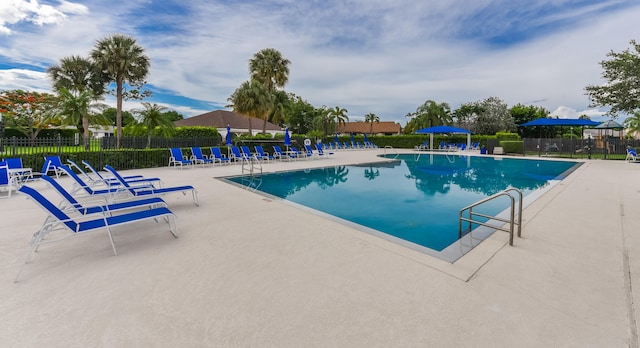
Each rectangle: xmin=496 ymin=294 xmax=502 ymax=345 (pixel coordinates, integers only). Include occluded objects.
xmin=0 ymin=150 xmax=638 ymax=347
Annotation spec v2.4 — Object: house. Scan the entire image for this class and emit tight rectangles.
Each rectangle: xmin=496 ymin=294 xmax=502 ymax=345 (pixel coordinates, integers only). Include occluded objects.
xmin=335 ymin=121 xmax=402 ymax=135
xmin=174 ymin=110 xmax=284 ymax=137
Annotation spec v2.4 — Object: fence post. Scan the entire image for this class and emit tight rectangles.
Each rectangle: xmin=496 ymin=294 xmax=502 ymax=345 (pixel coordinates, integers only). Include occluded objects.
xmin=11 ymin=136 xmax=17 ymax=156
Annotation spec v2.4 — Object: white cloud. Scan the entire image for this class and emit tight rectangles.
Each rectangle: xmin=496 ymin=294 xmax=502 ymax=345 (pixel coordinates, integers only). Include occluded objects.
xmin=0 ymin=68 xmax=51 ymax=92
xmin=0 ymin=0 xmax=87 ymax=35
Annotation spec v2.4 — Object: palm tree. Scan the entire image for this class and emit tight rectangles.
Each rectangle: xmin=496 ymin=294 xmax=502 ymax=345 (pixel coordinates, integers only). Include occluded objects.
xmin=328 ymin=106 xmax=349 ymax=134
xmin=249 ymin=48 xmax=291 ymax=134
xmin=268 ymin=90 xmax=289 ymax=127
xmin=313 ymin=107 xmax=333 ymax=136
xmin=227 ymin=79 xmax=273 ymax=135
xmin=90 ymin=34 xmax=150 ymax=148
xmin=47 ymin=55 xmax=104 ymax=139
xmin=624 ymin=111 xmax=640 ymax=137
xmin=133 ymin=102 xmax=174 ymax=148
xmin=47 ymin=55 xmax=103 ymax=96
xmin=363 ymin=112 xmax=380 ymax=134
xmin=404 ymin=100 xmax=451 ymax=133
xmin=57 ymin=88 xmax=108 ymax=150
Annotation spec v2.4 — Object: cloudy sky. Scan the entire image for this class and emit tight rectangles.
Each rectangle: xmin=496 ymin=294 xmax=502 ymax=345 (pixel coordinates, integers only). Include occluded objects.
xmin=1 ymin=0 xmax=639 ymax=125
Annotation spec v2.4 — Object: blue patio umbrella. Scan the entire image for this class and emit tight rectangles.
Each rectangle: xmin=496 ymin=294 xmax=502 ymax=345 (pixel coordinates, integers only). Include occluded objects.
xmin=225 ymin=124 xmax=232 ymax=158
xmin=519 ymin=118 xmax=599 ymax=127
xmin=350 ymin=133 xmax=355 ymax=144
xmin=225 ymin=124 xmax=232 ymax=146
xmin=334 ymin=134 xmax=339 ymax=143
xmin=363 ymin=133 xmax=369 ymax=143
xmin=284 ymin=127 xmax=291 ymax=149
xmin=415 ymin=126 xmax=472 ymax=151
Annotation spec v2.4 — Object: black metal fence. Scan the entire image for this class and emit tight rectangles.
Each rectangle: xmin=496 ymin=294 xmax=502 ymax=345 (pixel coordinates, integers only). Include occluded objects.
xmin=3 ymin=135 xmax=639 ymax=168
xmin=522 ymin=137 xmax=638 ymax=160
xmin=0 ymin=135 xmax=224 ymax=170
xmin=0 ymin=135 xmax=222 ymax=156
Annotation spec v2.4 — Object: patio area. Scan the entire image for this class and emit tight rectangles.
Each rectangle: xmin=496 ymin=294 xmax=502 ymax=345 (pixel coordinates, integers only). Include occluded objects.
xmin=0 ymin=149 xmax=638 ymax=346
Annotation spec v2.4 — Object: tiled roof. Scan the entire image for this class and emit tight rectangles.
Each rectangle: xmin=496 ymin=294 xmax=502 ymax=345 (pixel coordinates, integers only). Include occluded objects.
xmin=174 ymin=110 xmax=282 ymax=131
xmin=335 ymin=121 xmax=402 ymax=134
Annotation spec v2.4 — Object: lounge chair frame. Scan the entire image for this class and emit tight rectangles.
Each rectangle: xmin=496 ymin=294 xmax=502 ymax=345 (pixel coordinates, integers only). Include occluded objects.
xmin=15 ymin=185 xmax=178 ymax=282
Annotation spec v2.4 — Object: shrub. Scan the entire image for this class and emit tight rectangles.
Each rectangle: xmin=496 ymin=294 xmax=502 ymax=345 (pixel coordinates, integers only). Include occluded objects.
xmin=499 ymin=140 xmax=524 ymax=154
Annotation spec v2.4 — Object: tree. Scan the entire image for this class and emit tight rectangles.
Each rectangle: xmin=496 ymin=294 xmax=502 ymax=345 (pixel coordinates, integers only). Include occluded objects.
xmin=585 ymin=40 xmax=640 ymax=117
xmin=363 ymin=113 xmax=380 ymax=134
xmin=102 ymin=107 xmax=136 ymax=127
xmin=624 ymin=111 xmax=640 ymax=136
xmin=452 ymin=103 xmax=483 ymax=130
xmin=0 ymin=90 xmax=58 ymax=141
xmin=474 ymin=97 xmax=516 ymax=135
xmin=47 ymin=55 xmax=103 ymax=97
xmin=90 ymin=34 xmax=150 ymax=148
xmin=47 ymin=55 xmax=106 ymax=146
xmin=509 ymin=104 xmax=549 ymax=138
xmin=313 ymin=106 xmax=333 ymax=136
xmin=327 ymin=106 xmax=349 ymax=135
xmin=163 ymin=110 xmax=184 ymax=122
xmin=227 ymin=79 xmax=273 ymax=135
xmin=268 ymin=89 xmax=290 ymax=127
xmin=286 ymin=93 xmax=316 ymax=134
xmin=249 ymin=48 xmax=291 ymax=134
xmin=57 ymin=88 xmax=108 ymax=150
xmin=133 ymin=102 xmax=175 ymax=148
xmin=404 ymin=100 xmax=451 ymax=133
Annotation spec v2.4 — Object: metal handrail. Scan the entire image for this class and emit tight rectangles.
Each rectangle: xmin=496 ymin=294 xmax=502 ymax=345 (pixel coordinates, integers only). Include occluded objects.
xmin=383 ymin=146 xmax=399 ymax=158
xmin=241 ymin=155 xmax=262 ymax=176
xmin=458 ymin=188 xmax=523 ymax=246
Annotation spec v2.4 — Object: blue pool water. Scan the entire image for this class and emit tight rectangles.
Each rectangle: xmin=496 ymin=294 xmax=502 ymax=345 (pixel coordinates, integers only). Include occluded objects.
xmin=225 ymin=154 xmax=581 ymax=260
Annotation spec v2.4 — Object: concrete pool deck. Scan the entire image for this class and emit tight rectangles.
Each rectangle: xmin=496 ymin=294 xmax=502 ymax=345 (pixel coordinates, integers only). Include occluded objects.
xmin=0 ymin=149 xmax=638 ymax=346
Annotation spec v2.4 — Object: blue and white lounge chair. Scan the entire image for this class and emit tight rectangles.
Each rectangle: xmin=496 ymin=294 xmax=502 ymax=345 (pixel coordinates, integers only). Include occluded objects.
xmin=169 ymin=148 xmax=193 ymax=168
xmin=304 ymin=145 xmax=320 ymax=159
xmin=71 ymin=159 xmax=158 ymax=188
xmin=3 ymin=157 xmax=33 ymax=186
xmin=40 ymin=174 xmax=167 ymax=216
xmin=58 ymin=165 xmax=123 ymax=199
xmin=41 ymin=155 xmax=66 ymax=178
xmin=272 ymin=145 xmax=294 ymax=161
xmin=254 ymin=146 xmax=274 ymax=161
xmin=0 ymin=161 xmax=17 ymax=198
xmin=190 ymin=147 xmax=213 ymax=167
xmin=81 ymin=160 xmax=146 ymax=185
xmin=290 ymin=147 xmax=310 ymax=160
xmin=210 ymin=147 xmax=230 ymax=165
xmin=14 ymin=185 xmax=178 ymax=282
xmin=240 ymin=146 xmax=255 ymax=160
xmin=230 ymin=146 xmax=249 ymax=162
xmin=626 ymin=148 xmax=638 ymax=162
xmin=104 ymin=165 xmax=199 ymax=206
xmin=316 ymin=144 xmax=334 ymax=156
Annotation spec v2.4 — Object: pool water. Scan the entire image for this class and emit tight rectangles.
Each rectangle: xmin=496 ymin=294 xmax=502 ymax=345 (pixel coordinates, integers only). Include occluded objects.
xmin=225 ymin=154 xmax=581 ymax=261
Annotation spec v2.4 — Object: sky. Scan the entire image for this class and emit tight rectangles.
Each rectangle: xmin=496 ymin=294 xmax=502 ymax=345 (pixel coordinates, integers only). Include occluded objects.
xmin=1 ymin=0 xmax=639 ymax=126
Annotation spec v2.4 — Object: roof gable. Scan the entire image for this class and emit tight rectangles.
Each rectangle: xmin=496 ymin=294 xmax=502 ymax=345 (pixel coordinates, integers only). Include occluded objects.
xmin=174 ymin=110 xmax=282 ymax=131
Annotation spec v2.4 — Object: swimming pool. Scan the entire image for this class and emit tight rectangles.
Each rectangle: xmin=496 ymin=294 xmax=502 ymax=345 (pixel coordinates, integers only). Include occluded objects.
xmin=224 ymin=154 xmax=581 ymax=261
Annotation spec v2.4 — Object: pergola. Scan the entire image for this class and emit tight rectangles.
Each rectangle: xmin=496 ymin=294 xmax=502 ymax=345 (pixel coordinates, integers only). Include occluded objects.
xmin=415 ymin=126 xmax=472 ymax=151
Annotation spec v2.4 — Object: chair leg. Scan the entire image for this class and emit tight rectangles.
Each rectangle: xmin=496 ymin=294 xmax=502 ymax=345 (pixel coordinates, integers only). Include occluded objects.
xmin=14 ymin=227 xmax=49 ymax=282
xmin=105 ymin=226 xmax=118 ymax=256
xmin=192 ymin=189 xmax=199 ymax=206
xmin=168 ymin=215 xmax=179 ymax=238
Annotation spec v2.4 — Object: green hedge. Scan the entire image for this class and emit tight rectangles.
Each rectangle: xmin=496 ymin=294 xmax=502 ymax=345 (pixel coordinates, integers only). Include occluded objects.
xmin=2 ymin=128 xmax=77 ymax=138
xmin=499 ymin=140 xmax=524 ymax=154
xmin=18 ymin=149 xmax=171 ymax=172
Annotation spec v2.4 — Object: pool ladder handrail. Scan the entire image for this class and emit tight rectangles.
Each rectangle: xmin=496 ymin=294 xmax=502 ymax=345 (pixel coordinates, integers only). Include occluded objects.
xmin=241 ymin=155 xmax=262 ymax=176
xmin=383 ymin=145 xmax=399 ymax=158
xmin=458 ymin=188 xmax=523 ymax=246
